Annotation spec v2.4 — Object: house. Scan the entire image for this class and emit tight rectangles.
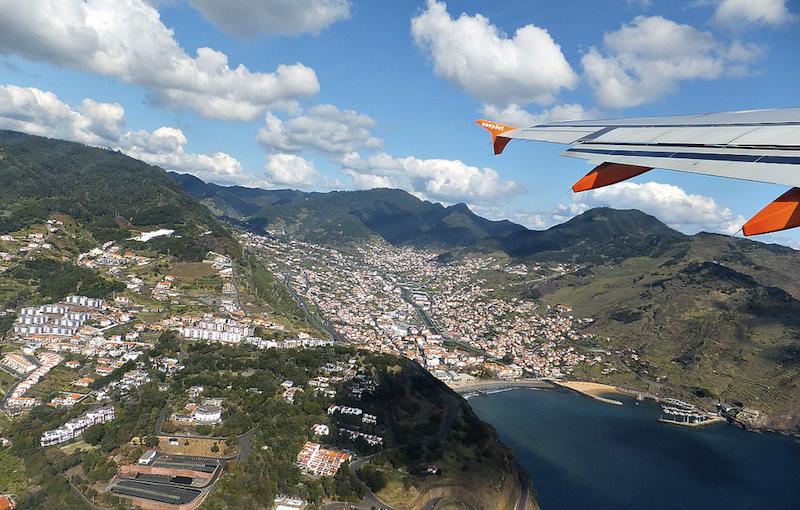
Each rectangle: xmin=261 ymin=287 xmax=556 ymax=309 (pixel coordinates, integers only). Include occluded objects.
xmin=138 ymin=449 xmax=158 ymax=465
xmin=296 ymin=442 xmax=351 ymax=477
xmin=187 ymin=385 xmax=204 ymax=398
xmin=49 ymin=393 xmax=83 ymax=408
xmin=95 ymin=365 xmax=114 ymax=376
xmin=72 ymin=377 xmax=95 ymax=388
xmin=194 ymin=405 xmax=222 ymax=424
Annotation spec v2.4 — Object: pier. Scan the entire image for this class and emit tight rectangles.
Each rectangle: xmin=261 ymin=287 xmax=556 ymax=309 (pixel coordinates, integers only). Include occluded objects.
xmin=658 ymin=398 xmax=725 ymax=428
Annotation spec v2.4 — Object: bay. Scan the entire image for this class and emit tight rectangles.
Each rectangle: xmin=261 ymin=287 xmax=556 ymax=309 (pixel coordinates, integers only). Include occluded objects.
xmin=468 ymin=388 xmax=800 ymax=510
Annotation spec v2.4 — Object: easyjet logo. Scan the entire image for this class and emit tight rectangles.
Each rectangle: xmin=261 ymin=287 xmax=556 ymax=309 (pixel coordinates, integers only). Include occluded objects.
xmin=480 ymin=121 xmax=505 ymax=131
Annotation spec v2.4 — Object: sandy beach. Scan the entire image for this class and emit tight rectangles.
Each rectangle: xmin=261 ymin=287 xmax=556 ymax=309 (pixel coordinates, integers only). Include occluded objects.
xmin=557 ymin=381 xmax=625 ymax=396
xmin=554 ymin=381 xmax=626 ymax=405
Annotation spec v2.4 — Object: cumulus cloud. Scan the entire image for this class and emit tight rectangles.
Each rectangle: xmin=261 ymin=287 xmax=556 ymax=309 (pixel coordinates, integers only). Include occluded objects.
xmin=264 ymin=153 xmax=323 ymax=187
xmin=341 ymin=152 xmax=524 ymax=203
xmin=713 ymin=0 xmax=796 ymax=28
xmin=0 ymin=84 xmax=247 ymax=184
xmin=557 ymin=181 xmax=745 ymax=234
xmin=0 ymin=0 xmax=320 ymax=121
xmin=257 ymin=104 xmax=382 ymax=155
xmin=481 ymin=103 xmax=599 ymax=127
xmin=189 ymin=0 xmax=350 ymax=37
xmin=411 ymin=0 xmax=577 ymax=109
xmin=469 ymin=205 xmax=551 ymax=229
xmin=581 ymin=15 xmax=763 ymax=108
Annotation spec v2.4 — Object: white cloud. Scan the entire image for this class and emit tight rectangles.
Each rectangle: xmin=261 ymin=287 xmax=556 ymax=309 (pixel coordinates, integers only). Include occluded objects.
xmin=189 ymin=0 xmax=350 ymax=37
xmin=0 ymin=0 xmax=320 ymax=121
xmin=411 ymin=0 xmax=577 ymax=108
xmin=264 ymin=153 xmax=323 ymax=187
xmin=713 ymin=0 xmax=796 ymax=28
xmin=342 ymin=152 xmax=524 ymax=203
xmin=557 ymin=181 xmax=745 ymax=234
xmin=481 ymin=103 xmax=599 ymax=127
xmin=469 ymin=204 xmax=551 ymax=229
xmin=257 ymin=104 xmax=382 ymax=155
xmin=581 ymin=15 xmax=762 ymax=108
xmin=79 ymin=99 xmax=125 ymax=140
xmin=0 ymin=84 xmax=248 ymax=185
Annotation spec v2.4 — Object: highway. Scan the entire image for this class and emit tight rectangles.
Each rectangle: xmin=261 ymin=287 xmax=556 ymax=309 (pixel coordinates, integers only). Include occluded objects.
xmin=400 ymin=287 xmax=497 ymax=361
xmin=280 ymin=272 xmax=347 ymax=343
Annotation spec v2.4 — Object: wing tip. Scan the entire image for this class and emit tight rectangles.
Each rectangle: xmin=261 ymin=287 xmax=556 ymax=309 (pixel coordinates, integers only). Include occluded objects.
xmin=475 ymin=119 xmax=517 ymax=155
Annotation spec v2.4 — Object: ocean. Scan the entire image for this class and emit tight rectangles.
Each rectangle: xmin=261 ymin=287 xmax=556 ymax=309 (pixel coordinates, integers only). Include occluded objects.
xmin=468 ymin=387 xmax=800 ymax=510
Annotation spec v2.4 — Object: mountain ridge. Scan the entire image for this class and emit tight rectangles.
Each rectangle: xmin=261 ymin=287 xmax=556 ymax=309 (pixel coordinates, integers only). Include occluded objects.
xmin=170 ymin=171 xmax=528 ymax=247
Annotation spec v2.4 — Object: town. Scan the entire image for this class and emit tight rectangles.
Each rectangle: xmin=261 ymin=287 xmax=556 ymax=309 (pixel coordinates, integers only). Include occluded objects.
xmin=240 ymin=230 xmax=607 ymax=382
xmin=0 ymin=216 xmax=621 ymax=510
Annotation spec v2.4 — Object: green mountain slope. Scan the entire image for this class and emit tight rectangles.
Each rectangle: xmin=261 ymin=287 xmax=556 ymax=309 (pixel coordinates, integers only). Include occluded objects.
xmin=0 ymin=130 xmax=236 ymax=260
xmin=489 ymin=207 xmax=686 ymax=262
xmin=171 ymin=172 xmax=527 ymax=247
xmin=522 ymin=210 xmax=800 ymax=431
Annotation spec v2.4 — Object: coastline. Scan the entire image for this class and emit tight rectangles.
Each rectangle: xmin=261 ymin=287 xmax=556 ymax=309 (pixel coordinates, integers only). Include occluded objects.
xmin=448 ymin=378 xmax=554 ymax=396
xmin=552 ymin=381 xmax=625 ymax=406
xmin=449 ymin=378 xmax=633 ymax=407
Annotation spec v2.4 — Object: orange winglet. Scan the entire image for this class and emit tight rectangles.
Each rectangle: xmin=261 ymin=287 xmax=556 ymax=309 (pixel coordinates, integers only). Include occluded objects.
xmin=742 ymin=187 xmax=800 ymax=236
xmin=572 ymin=162 xmax=651 ymax=192
xmin=475 ymin=119 xmax=517 ymax=155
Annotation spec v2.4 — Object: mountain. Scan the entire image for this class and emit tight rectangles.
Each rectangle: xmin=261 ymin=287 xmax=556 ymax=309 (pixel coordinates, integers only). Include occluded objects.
xmin=0 ymin=130 xmax=236 ymax=260
xmin=517 ymin=211 xmax=800 ymax=431
xmin=171 ymin=172 xmax=527 ymax=247
xmin=176 ymin=170 xmax=800 ymax=432
xmin=487 ymin=207 xmax=687 ymax=262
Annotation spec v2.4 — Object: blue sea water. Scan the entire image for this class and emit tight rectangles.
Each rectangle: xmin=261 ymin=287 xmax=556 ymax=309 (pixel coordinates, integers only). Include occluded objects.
xmin=468 ymin=388 xmax=800 ymax=510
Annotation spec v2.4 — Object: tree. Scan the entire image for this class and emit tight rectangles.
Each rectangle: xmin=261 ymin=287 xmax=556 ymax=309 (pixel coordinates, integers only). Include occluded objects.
xmin=211 ymin=443 xmax=219 ymax=453
xmin=359 ymin=465 xmax=387 ymax=492
xmin=84 ymin=425 xmax=105 ymax=446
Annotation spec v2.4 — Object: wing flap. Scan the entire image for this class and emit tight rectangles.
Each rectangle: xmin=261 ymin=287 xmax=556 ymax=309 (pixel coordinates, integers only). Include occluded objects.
xmin=572 ymin=162 xmax=651 ymax=192
xmin=743 ymin=188 xmax=800 ymax=236
xmin=562 ymin=149 xmax=800 ymax=188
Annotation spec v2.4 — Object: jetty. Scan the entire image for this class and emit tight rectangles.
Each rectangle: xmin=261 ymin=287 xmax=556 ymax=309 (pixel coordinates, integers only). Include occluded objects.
xmin=658 ymin=398 xmax=725 ymax=428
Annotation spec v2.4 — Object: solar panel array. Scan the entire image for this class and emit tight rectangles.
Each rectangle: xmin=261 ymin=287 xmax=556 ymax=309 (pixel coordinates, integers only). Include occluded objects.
xmin=135 ymin=473 xmax=171 ymax=483
xmin=110 ymin=479 xmax=201 ymax=505
xmin=152 ymin=454 xmax=219 ymax=473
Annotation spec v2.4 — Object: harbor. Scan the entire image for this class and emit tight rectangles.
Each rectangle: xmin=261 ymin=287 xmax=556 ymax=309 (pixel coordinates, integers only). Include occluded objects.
xmin=657 ymin=398 xmax=726 ymax=428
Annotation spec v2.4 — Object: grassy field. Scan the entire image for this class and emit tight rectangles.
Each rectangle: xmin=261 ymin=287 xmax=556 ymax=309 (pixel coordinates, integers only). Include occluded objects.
xmin=527 ymin=248 xmax=800 ymax=431
xmin=27 ymin=365 xmax=80 ymax=400
xmin=59 ymin=440 xmax=98 ymax=455
xmin=0 ymin=449 xmax=26 ymax=495
xmin=156 ymin=436 xmax=233 ymax=457
xmin=169 ymin=262 xmax=216 ymax=283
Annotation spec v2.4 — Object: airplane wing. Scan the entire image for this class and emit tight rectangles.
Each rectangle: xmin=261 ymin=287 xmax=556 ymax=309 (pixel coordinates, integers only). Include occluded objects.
xmin=476 ymin=108 xmax=800 ymax=236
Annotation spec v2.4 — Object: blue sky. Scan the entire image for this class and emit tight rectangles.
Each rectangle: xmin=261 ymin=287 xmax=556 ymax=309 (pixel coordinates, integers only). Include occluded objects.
xmin=0 ymin=0 xmax=798 ymax=244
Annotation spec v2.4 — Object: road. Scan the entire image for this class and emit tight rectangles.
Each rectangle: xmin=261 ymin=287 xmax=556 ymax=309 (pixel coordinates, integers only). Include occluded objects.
xmin=346 ymin=455 xmax=399 ymax=510
xmin=400 ymin=287 xmax=497 ymax=361
xmin=154 ymin=400 xmax=170 ymax=434
xmin=280 ymin=272 xmax=347 ymax=343
xmin=237 ymin=428 xmax=255 ymax=461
